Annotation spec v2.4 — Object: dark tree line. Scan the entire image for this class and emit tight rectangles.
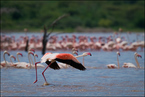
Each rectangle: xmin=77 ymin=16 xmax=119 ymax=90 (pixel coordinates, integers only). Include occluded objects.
xmin=1 ymin=1 xmax=144 ymax=31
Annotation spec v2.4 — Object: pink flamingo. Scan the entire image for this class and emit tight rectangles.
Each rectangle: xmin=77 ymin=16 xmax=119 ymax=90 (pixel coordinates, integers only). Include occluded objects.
xmin=106 ymin=51 xmax=120 ymax=69
xmin=75 ymin=52 xmax=92 ymax=66
xmin=35 ymin=39 xmax=43 ymax=50
xmin=34 ymin=53 xmax=86 ymax=85
xmin=28 ymin=38 xmax=36 ymax=50
xmin=0 ymin=51 xmax=10 ymax=68
xmin=13 ymin=51 xmax=34 ymax=69
xmin=9 ymin=55 xmax=17 ymax=67
xmin=122 ymin=52 xmax=142 ymax=68
xmin=33 ymin=54 xmax=45 ymax=68
xmin=10 ymin=36 xmax=18 ymax=50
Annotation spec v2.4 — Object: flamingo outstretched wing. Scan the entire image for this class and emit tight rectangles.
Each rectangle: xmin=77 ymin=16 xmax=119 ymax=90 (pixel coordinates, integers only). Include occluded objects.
xmin=55 ymin=58 xmax=86 ymax=70
xmin=45 ymin=60 xmax=60 ymax=70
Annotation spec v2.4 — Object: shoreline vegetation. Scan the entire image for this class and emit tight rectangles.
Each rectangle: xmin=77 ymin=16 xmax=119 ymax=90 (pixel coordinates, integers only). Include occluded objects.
xmin=1 ymin=1 xmax=144 ymax=33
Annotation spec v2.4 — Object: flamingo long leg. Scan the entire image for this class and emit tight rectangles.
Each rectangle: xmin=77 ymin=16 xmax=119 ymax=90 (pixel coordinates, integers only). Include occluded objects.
xmin=42 ymin=63 xmax=52 ymax=83
xmin=83 ymin=56 xmax=84 ymax=66
xmin=33 ymin=61 xmax=40 ymax=83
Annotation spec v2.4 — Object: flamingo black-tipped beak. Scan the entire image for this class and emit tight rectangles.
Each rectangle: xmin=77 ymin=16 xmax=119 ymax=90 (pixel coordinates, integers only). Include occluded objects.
xmin=75 ymin=52 xmax=78 ymax=56
xmin=137 ymin=54 xmax=142 ymax=58
xmin=7 ymin=53 xmax=10 ymax=56
xmin=88 ymin=52 xmax=92 ymax=56
xmin=30 ymin=52 xmax=34 ymax=56
xmin=35 ymin=54 xmax=38 ymax=57
xmin=13 ymin=57 xmax=16 ymax=61
xmin=19 ymin=53 xmax=23 ymax=57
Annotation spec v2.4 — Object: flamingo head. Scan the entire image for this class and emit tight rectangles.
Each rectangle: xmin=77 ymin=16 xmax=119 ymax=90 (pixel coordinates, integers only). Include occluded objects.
xmin=29 ymin=48 xmax=35 ymax=53
xmin=72 ymin=51 xmax=78 ymax=56
xmin=34 ymin=54 xmax=38 ymax=57
xmin=135 ymin=52 xmax=142 ymax=58
xmin=4 ymin=51 xmax=10 ymax=56
xmin=123 ymin=63 xmax=128 ymax=68
xmin=28 ymin=51 xmax=34 ymax=56
xmin=83 ymin=52 xmax=92 ymax=56
xmin=117 ymin=51 xmax=120 ymax=56
xmin=72 ymin=48 xmax=78 ymax=52
xmin=17 ymin=52 xmax=23 ymax=57
xmin=10 ymin=55 xmax=16 ymax=61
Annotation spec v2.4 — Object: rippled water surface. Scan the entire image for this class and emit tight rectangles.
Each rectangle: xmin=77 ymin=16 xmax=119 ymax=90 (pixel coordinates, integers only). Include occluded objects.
xmin=1 ymin=32 xmax=144 ymax=96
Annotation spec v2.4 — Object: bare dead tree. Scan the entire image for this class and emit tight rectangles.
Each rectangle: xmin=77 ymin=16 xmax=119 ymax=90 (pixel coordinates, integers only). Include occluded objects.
xmin=24 ymin=28 xmax=29 ymax=52
xmin=42 ymin=14 xmax=69 ymax=55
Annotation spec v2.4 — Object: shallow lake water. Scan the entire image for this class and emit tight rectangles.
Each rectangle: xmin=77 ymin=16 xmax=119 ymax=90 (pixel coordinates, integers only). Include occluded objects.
xmin=1 ymin=32 xmax=144 ymax=96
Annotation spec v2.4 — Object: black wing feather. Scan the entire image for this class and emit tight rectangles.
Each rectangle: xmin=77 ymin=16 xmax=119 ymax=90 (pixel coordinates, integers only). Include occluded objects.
xmin=55 ymin=58 xmax=86 ymax=71
xmin=45 ymin=61 xmax=60 ymax=70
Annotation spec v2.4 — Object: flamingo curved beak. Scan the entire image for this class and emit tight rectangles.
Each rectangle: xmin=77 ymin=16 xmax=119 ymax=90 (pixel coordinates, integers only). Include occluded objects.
xmin=88 ymin=52 xmax=92 ymax=56
xmin=18 ymin=53 xmax=23 ymax=57
xmin=11 ymin=56 xmax=16 ymax=61
xmin=35 ymin=54 xmax=38 ymax=57
xmin=13 ymin=56 xmax=16 ymax=61
xmin=6 ymin=52 xmax=10 ymax=56
xmin=74 ymin=52 xmax=78 ymax=56
xmin=29 ymin=52 xmax=34 ymax=56
xmin=137 ymin=54 xmax=142 ymax=58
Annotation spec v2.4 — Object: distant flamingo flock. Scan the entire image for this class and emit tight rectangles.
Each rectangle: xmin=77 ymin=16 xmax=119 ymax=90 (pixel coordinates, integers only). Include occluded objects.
xmin=0 ymin=33 xmax=144 ymax=51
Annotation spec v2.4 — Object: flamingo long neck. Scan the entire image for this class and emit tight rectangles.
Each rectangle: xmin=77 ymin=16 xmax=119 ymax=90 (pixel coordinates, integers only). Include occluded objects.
xmin=83 ymin=56 xmax=84 ymax=66
xmin=34 ymin=55 xmax=36 ymax=63
xmin=117 ymin=54 xmax=120 ymax=69
xmin=29 ymin=55 xmax=34 ymax=65
xmin=10 ymin=57 xmax=14 ymax=65
xmin=134 ymin=54 xmax=140 ymax=68
xmin=28 ymin=53 xmax=33 ymax=68
xmin=75 ymin=54 xmax=84 ymax=58
xmin=3 ymin=52 xmax=8 ymax=66
xmin=17 ymin=54 xmax=20 ymax=62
